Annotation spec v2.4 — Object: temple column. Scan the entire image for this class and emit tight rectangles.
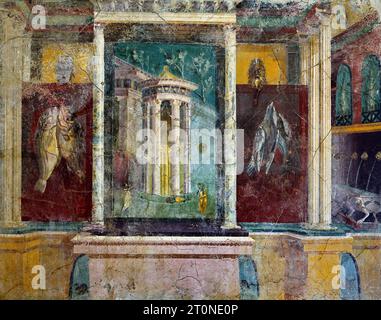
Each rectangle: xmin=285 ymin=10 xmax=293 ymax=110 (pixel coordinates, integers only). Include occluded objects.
xmin=183 ymin=102 xmax=191 ymax=193
xmin=152 ymin=99 xmax=161 ymax=195
xmin=92 ymin=23 xmax=105 ymax=224
xmin=170 ymin=100 xmax=181 ymax=195
xmin=319 ymin=18 xmax=332 ymax=227
xmin=0 ymin=13 xmax=25 ymax=227
xmin=307 ymin=33 xmax=321 ymax=227
xmin=223 ymin=25 xmax=239 ymax=229
xmin=145 ymin=103 xmax=153 ymax=194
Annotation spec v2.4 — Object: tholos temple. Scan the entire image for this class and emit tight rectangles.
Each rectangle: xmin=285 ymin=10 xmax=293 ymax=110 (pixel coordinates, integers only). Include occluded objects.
xmin=1 ymin=0 xmax=381 ymax=300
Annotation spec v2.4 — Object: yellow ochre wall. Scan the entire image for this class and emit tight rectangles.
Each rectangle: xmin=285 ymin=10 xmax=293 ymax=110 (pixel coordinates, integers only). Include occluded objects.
xmin=0 ymin=233 xmax=77 ymax=300
xmin=42 ymin=43 xmax=288 ymax=86
xmin=237 ymin=44 xmax=288 ymax=85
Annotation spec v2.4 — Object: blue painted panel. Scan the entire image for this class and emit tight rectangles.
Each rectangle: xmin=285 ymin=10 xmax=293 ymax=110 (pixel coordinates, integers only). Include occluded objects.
xmin=69 ymin=255 xmax=90 ymax=300
xmin=239 ymin=256 xmax=259 ymax=300
xmin=340 ymin=253 xmax=361 ymax=300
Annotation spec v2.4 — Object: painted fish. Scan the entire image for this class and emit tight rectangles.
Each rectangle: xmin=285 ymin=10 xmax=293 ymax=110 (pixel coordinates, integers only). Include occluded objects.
xmin=34 ymin=105 xmax=84 ymax=193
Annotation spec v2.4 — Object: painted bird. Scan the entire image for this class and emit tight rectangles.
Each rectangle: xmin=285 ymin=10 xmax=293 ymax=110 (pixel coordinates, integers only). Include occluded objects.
xmin=246 ymin=102 xmax=292 ymax=176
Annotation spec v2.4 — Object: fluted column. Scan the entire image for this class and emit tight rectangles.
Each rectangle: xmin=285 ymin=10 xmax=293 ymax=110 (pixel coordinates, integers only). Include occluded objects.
xmin=223 ymin=25 xmax=238 ymax=229
xmin=22 ymin=32 xmax=32 ymax=82
xmin=307 ymin=33 xmax=320 ymax=227
xmin=170 ymin=100 xmax=181 ymax=195
xmin=152 ymin=99 xmax=161 ymax=195
xmin=319 ymin=18 xmax=332 ymax=227
xmin=303 ymin=14 xmax=333 ymax=230
xmin=92 ymin=23 xmax=105 ymax=224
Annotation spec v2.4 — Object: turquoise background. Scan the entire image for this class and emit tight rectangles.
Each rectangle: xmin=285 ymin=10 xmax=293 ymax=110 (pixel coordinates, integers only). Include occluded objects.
xmin=112 ymin=42 xmax=219 ymax=219
xmin=114 ymin=42 xmax=217 ymax=106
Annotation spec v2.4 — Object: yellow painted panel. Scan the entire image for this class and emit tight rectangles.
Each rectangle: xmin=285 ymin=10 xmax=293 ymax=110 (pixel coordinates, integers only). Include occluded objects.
xmin=306 ymin=253 xmax=341 ymax=300
xmin=237 ymin=44 xmax=288 ymax=85
xmin=41 ymin=43 xmax=94 ymax=84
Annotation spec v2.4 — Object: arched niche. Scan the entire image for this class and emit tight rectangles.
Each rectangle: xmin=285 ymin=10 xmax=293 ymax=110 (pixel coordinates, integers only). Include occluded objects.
xmin=361 ymin=55 xmax=381 ymax=123
xmin=335 ymin=64 xmax=353 ymax=126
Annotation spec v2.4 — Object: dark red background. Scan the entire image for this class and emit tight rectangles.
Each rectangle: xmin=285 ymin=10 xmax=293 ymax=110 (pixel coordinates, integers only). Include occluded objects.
xmin=237 ymin=85 xmax=308 ymax=223
xmin=21 ymin=84 xmax=93 ymax=222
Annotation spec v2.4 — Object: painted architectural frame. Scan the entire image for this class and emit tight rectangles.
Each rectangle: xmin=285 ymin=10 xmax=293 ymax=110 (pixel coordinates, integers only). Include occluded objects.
xmin=1 ymin=0 xmax=381 ymax=301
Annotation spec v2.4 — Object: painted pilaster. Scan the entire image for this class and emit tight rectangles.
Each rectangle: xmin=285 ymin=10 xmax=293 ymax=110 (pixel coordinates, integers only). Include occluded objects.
xmin=0 ymin=13 xmax=25 ymax=227
xmin=170 ymin=100 xmax=181 ymax=195
xmin=319 ymin=18 xmax=332 ymax=227
xmin=223 ymin=25 xmax=238 ymax=229
xmin=299 ymin=37 xmax=310 ymax=86
xmin=92 ymin=23 xmax=105 ymax=224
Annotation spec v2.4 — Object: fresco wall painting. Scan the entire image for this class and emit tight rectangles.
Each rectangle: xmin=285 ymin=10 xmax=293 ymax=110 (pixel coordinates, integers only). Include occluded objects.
xmin=1 ymin=0 xmax=381 ymax=301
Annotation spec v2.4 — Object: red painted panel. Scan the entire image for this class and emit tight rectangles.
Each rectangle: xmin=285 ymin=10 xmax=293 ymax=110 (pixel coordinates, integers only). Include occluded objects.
xmin=237 ymin=85 xmax=308 ymax=223
xmin=21 ymin=84 xmax=92 ymax=222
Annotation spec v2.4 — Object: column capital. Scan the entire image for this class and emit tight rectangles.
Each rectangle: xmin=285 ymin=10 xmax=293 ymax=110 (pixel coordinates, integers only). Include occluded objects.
xmin=172 ymin=99 xmax=182 ymax=108
xmin=223 ymin=24 xmax=237 ymax=42
xmin=223 ymin=24 xmax=236 ymax=33
xmin=94 ymin=22 xmax=105 ymax=33
xmin=315 ymin=8 xmax=332 ymax=27
xmin=297 ymin=33 xmax=310 ymax=43
xmin=145 ymin=98 xmax=160 ymax=107
xmin=297 ymin=5 xmax=331 ymax=36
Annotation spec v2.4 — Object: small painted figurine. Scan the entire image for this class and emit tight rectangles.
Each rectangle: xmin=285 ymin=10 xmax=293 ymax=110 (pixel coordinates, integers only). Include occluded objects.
xmin=197 ymin=183 xmax=208 ymax=215
xmin=122 ymin=186 xmax=132 ymax=212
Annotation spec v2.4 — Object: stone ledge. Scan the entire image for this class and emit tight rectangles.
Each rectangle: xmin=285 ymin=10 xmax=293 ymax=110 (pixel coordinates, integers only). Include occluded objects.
xmin=72 ymin=235 xmax=254 ymax=257
xmin=94 ymin=12 xmax=237 ymax=24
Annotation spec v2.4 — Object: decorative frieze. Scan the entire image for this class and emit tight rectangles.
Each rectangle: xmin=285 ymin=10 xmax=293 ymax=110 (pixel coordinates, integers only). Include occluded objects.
xmin=92 ymin=0 xmax=243 ymax=13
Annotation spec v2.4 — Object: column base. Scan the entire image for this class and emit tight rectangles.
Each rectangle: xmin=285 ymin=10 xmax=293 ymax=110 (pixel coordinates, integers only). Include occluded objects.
xmin=221 ymin=222 xmax=241 ymax=230
xmin=83 ymin=222 xmax=106 ymax=234
xmin=0 ymin=221 xmax=26 ymax=229
xmin=302 ymin=223 xmax=337 ymax=231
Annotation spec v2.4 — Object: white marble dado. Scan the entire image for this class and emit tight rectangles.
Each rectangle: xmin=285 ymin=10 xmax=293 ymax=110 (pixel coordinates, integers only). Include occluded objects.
xmin=72 ymin=235 xmax=254 ymax=300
